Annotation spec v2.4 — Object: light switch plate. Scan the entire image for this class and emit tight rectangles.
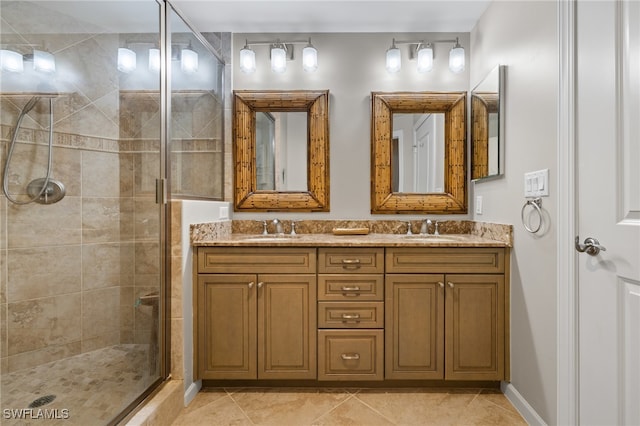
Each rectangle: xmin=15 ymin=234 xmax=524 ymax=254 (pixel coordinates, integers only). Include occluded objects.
xmin=219 ymin=206 xmax=229 ymax=219
xmin=475 ymin=196 xmax=483 ymax=214
xmin=524 ymin=169 xmax=549 ymax=197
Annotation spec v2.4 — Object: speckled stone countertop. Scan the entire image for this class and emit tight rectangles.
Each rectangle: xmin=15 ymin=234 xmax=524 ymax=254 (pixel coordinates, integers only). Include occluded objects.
xmin=191 ymin=220 xmax=512 ymax=248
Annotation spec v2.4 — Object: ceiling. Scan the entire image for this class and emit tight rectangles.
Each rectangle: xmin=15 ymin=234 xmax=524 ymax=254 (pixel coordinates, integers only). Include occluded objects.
xmin=170 ymin=0 xmax=493 ymax=33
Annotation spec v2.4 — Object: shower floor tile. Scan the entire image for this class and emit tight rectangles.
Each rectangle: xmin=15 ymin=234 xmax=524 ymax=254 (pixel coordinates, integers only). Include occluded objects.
xmin=0 ymin=344 xmax=157 ymax=425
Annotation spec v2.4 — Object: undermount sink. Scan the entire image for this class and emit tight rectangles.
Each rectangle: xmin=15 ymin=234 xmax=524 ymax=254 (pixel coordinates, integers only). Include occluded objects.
xmin=401 ymin=234 xmax=465 ymax=242
xmin=238 ymin=234 xmax=300 ymax=242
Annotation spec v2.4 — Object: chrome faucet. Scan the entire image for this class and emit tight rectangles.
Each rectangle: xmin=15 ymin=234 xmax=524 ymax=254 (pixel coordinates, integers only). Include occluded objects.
xmin=272 ymin=218 xmax=284 ymax=235
xmin=420 ymin=219 xmax=432 ymax=235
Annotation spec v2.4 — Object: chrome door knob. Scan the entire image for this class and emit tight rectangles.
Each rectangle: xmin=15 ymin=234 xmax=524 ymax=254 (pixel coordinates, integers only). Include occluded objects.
xmin=575 ymin=236 xmax=607 ymax=256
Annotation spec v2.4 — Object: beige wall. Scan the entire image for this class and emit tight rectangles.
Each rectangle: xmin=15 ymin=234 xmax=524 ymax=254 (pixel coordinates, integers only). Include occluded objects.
xmin=232 ymin=32 xmax=471 ymax=220
xmin=470 ymin=1 xmax=558 ymax=423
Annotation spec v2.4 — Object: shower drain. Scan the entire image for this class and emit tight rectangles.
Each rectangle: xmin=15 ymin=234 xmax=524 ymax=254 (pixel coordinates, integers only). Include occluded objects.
xmin=28 ymin=394 xmax=56 ymax=408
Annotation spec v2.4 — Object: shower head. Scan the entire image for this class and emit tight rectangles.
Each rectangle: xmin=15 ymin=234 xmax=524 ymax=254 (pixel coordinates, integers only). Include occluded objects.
xmin=21 ymin=96 xmax=40 ymax=114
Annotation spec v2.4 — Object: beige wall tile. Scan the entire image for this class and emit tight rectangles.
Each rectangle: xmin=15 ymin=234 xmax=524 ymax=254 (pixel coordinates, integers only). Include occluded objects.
xmin=0 ymin=302 xmax=7 ymax=358
xmin=7 ymin=245 xmax=81 ymax=302
xmin=82 ymin=242 xmax=134 ymax=290
xmin=82 ymin=330 xmax=120 ymax=353
xmin=7 ymin=292 xmax=82 ymax=355
xmin=120 ymin=92 xmax=161 ymax=140
xmin=135 ymin=241 xmax=160 ymax=275
xmin=134 ymin=152 xmax=160 ymax=197
xmin=121 ymin=286 xmax=135 ymax=330
xmin=7 ymin=341 xmax=81 ymax=373
xmin=82 ymin=287 xmax=120 ymax=339
xmin=0 ymin=248 xmax=6 ymax=304
xmin=170 ymin=318 xmax=183 ymax=379
xmin=82 ymin=151 xmax=132 ymax=197
xmin=170 ymin=255 xmax=183 ymax=319
xmin=7 ymin=196 xmax=81 ymax=248
xmin=135 ymin=198 xmax=160 ymax=241
xmin=82 ymin=197 xmax=134 ymax=243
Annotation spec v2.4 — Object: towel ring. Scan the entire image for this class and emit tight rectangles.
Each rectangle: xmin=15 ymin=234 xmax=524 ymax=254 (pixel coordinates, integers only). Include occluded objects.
xmin=521 ymin=198 xmax=543 ymax=234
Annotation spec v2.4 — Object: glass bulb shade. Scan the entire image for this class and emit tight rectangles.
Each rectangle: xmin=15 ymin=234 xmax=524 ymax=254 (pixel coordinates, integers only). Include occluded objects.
xmin=271 ymin=46 xmax=287 ymax=73
xmin=117 ymin=47 xmax=136 ymax=73
xmin=449 ymin=46 xmax=465 ymax=74
xmin=302 ymin=45 xmax=318 ymax=72
xmin=386 ymin=47 xmax=401 ymax=73
xmin=33 ymin=49 xmax=55 ymax=73
xmin=181 ymin=48 xmax=198 ymax=73
xmin=0 ymin=49 xmax=24 ymax=73
xmin=148 ymin=48 xmax=160 ymax=72
xmin=239 ymin=47 xmax=256 ymax=73
xmin=417 ymin=46 xmax=434 ymax=73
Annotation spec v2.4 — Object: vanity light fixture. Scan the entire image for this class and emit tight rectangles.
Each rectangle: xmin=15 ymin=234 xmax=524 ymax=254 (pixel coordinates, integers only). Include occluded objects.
xmin=148 ymin=47 xmax=160 ymax=72
xmin=117 ymin=47 xmax=137 ymax=73
xmin=0 ymin=49 xmax=24 ymax=73
xmin=239 ymin=38 xmax=319 ymax=74
xmin=181 ymin=42 xmax=198 ymax=73
xmin=386 ymin=37 xmax=465 ymax=74
xmin=32 ymin=49 xmax=56 ymax=73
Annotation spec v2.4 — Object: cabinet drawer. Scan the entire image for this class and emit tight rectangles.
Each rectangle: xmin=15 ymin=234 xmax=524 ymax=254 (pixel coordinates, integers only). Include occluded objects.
xmin=198 ymin=247 xmax=316 ymax=274
xmin=318 ymin=275 xmax=384 ymax=301
xmin=386 ymin=248 xmax=505 ymax=274
xmin=318 ymin=330 xmax=384 ymax=381
xmin=318 ymin=302 xmax=384 ymax=329
xmin=318 ymin=248 xmax=384 ymax=274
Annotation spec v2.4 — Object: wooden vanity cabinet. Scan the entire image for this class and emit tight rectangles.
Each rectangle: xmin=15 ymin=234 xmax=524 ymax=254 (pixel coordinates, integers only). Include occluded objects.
xmin=385 ymin=248 xmax=507 ymax=381
xmin=196 ymin=247 xmax=317 ymax=380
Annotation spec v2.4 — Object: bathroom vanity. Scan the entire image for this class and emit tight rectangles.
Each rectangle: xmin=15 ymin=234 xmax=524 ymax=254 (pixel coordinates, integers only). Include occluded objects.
xmin=193 ymin=223 xmax=511 ymax=385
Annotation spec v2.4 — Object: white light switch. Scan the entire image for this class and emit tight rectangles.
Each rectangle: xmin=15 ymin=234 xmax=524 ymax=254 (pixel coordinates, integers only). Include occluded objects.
xmin=524 ymin=169 xmax=549 ymax=197
xmin=219 ymin=206 xmax=229 ymax=219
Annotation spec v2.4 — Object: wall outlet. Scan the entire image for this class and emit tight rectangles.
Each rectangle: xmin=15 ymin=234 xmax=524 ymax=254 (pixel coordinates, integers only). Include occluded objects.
xmin=475 ymin=196 xmax=483 ymax=214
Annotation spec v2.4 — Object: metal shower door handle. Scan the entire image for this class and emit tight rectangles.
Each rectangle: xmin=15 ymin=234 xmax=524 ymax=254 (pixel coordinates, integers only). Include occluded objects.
xmin=575 ymin=236 xmax=607 ymax=256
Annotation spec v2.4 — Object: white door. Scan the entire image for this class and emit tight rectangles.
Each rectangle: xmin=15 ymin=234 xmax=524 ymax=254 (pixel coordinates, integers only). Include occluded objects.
xmin=577 ymin=1 xmax=640 ymax=424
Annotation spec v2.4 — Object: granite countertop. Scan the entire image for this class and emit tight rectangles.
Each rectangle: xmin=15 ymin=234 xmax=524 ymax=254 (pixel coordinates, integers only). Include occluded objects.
xmin=192 ymin=232 xmax=509 ymax=248
xmin=191 ymin=219 xmax=512 ymax=248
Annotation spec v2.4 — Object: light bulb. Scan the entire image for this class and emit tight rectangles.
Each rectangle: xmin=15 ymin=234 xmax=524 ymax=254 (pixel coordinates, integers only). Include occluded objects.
xmin=386 ymin=45 xmax=401 ymax=73
xmin=117 ymin=47 xmax=136 ymax=73
xmin=417 ymin=45 xmax=433 ymax=73
xmin=449 ymin=43 xmax=465 ymax=74
xmin=302 ymin=43 xmax=317 ymax=73
xmin=239 ymin=46 xmax=256 ymax=73
xmin=271 ymin=45 xmax=286 ymax=73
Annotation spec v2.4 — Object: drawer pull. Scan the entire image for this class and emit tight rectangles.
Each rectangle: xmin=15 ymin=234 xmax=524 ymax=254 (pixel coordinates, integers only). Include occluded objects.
xmin=341 ymin=286 xmax=361 ymax=293
xmin=341 ymin=353 xmax=360 ymax=361
xmin=341 ymin=259 xmax=361 ymax=264
xmin=341 ymin=313 xmax=361 ymax=320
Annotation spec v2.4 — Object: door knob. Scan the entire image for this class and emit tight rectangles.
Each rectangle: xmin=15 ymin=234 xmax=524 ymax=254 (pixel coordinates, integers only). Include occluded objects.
xmin=575 ymin=236 xmax=607 ymax=256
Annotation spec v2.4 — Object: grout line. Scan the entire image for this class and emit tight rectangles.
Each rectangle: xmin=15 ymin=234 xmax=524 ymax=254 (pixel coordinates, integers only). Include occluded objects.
xmin=307 ymin=392 xmax=360 ymax=426
xmin=225 ymin=389 xmax=258 ymax=426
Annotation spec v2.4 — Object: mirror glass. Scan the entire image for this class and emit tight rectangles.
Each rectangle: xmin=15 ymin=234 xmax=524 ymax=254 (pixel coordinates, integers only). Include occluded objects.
xmin=471 ymin=65 xmax=505 ymax=180
xmin=255 ymin=111 xmax=308 ymax=191
xmin=371 ymin=91 xmax=467 ymax=214
xmin=392 ymin=113 xmax=445 ymax=193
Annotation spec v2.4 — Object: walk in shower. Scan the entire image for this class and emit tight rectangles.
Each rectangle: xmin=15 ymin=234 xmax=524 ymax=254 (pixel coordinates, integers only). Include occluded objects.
xmin=1 ymin=1 xmax=224 ymax=424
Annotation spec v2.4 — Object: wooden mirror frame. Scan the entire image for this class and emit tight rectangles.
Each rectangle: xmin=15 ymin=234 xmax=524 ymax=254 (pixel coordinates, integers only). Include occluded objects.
xmin=371 ymin=91 xmax=467 ymax=214
xmin=233 ymin=90 xmax=330 ymax=212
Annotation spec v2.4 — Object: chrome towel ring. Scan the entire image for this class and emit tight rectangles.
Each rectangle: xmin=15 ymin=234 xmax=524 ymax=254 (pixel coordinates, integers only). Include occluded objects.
xmin=521 ymin=197 xmax=543 ymax=234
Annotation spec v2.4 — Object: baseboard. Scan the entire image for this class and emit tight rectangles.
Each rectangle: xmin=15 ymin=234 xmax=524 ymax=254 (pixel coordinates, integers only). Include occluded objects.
xmin=501 ymin=381 xmax=547 ymax=425
xmin=184 ymin=380 xmax=202 ymax=406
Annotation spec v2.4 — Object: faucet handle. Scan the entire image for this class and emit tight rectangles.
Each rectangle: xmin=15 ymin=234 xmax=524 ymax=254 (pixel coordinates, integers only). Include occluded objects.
xmin=406 ymin=222 xmax=413 ymax=235
xmin=434 ymin=221 xmax=440 ymax=236
xmin=290 ymin=221 xmax=297 ymax=235
xmin=262 ymin=220 xmax=268 ymax=235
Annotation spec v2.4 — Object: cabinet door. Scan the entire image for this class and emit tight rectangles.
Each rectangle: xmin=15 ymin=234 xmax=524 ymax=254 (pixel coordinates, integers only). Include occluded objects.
xmin=385 ymin=274 xmax=445 ymax=379
xmin=197 ymin=274 xmax=257 ymax=380
xmin=258 ymin=274 xmax=317 ymax=379
xmin=445 ymin=274 xmax=505 ymax=380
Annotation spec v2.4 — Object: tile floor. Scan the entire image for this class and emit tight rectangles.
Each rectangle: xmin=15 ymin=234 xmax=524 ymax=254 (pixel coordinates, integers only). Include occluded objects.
xmin=172 ymin=387 xmax=527 ymax=425
xmin=1 ymin=344 xmax=158 ymax=425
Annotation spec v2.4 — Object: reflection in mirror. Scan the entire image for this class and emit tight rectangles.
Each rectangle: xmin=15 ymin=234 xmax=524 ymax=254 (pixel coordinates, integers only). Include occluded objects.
xmin=371 ymin=91 xmax=467 ymax=214
xmin=471 ymin=65 xmax=505 ymax=180
xmin=392 ymin=113 xmax=445 ymax=193
xmin=255 ymin=112 xmax=308 ymax=191
xmin=233 ymin=90 xmax=329 ymax=212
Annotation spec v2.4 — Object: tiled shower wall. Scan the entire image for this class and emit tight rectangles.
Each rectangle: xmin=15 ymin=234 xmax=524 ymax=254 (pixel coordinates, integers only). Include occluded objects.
xmin=0 ymin=32 xmax=161 ymax=373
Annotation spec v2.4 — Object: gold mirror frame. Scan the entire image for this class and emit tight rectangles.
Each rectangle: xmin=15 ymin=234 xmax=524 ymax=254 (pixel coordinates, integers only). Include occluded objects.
xmin=371 ymin=91 xmax=467 ymax=214
xmin=233 ymin=90 xmax=330 ymax=212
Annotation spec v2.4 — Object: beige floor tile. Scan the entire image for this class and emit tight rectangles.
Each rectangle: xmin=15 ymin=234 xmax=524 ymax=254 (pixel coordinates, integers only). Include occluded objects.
xmin=180 ymin=388 xmax=228 ymax=413
xmin=456 ymin=394 xmax=528 ymax=426
xmin=172 ymin=394 xmax=252 ymax=426
xmin=311 ymin=397 xmax=395 ymax=426
xmin=230 ymin=388 xmax=352 ymax=425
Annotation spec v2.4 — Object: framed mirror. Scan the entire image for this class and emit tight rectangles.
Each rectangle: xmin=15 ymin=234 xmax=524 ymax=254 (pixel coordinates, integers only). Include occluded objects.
xmin=371 ymin=91 xmax=467 ymax=214
xmin=233 ymin=90 xmax=329 ymax=211
xmin=471 ymin=65 xmax=505 ymax=181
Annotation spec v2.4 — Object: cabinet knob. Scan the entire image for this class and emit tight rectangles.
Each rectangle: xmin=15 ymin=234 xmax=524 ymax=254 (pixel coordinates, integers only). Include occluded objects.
xmin=438 ymin=282 xmax=444 ymax=288
xmin=257 ymin=281 xmax=264 ymax=289
xmin=448 ymin=282 xmax=454 ymax=288
xmin=248 ymin=281 xmax=254 ymax=289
